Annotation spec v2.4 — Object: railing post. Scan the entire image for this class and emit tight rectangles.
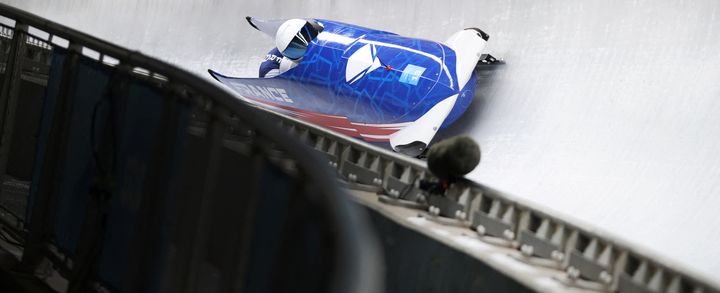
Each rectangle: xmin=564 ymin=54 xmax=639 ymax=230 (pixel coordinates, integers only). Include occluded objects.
xmin=65 ymin=63 xmax=131 ymax=293
xmin=120 ymin=85 xmax=181 ymax=293
xmin=182 ymin=109 xmax=225 ymax=293
xmin=20 ymin=42 xmax=82 ymax=272
xmin=0 ymin=22 xmax=28 ymax=179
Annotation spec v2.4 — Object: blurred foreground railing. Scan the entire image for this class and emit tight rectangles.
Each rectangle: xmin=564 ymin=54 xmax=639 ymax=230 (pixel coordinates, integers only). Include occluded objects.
xmin=0 ymin=4 xmax=381 ymax=293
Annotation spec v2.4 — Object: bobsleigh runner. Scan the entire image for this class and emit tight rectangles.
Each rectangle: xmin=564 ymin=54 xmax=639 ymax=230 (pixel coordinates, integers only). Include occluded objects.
xmin=208 ymin=16 xmax=502 ymax=156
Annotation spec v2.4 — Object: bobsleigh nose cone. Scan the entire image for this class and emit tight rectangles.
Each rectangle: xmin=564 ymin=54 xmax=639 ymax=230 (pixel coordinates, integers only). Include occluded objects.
xmin=465 ymin=27 xmax=489 ymax=41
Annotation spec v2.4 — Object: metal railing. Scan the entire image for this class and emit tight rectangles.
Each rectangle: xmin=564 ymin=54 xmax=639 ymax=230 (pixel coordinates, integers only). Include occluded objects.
xmin=0 ymin=4 xmax=381 ymax=293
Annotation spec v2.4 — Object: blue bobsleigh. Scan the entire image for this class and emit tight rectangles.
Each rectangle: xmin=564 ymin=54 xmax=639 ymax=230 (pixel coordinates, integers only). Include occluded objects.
xmin=209 ymin=16 xmax=497 ymax=156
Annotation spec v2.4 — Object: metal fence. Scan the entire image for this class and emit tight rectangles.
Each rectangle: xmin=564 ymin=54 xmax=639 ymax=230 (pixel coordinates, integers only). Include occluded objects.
xmin=0 ymin=4 xmax=380 ymax=293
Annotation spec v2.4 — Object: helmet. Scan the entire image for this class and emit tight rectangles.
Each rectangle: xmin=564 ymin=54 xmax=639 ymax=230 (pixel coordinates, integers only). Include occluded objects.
xmin=275 ymin=19 xmax=322 ymax=60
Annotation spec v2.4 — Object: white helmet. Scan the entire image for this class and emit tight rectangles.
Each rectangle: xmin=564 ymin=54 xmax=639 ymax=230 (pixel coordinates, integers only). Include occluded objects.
xmin=275 ymin=18 xmax=323 ymax=60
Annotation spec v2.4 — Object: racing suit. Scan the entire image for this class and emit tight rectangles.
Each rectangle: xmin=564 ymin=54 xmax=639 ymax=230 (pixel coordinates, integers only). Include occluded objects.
xmin=259 ymin=47 xmax=299 ymax=78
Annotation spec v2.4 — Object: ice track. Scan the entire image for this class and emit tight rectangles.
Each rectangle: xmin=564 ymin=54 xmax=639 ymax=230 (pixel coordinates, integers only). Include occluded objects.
xmin=4 ymin=0 xmax=720 ymax=281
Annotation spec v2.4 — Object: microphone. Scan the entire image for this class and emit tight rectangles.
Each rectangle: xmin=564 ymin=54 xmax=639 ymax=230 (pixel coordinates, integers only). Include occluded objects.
xmin=426 ymin=136 xmax=481 ymax=180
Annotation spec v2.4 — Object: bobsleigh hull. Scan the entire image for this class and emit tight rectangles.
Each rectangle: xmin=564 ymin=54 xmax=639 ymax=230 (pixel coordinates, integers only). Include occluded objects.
xmin=209 ymin=19 xmax=483 ymax=156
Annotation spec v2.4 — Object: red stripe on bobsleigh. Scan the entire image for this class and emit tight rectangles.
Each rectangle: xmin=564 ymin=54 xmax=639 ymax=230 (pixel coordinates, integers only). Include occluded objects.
xmin=242 ymin=96 xmax=407 ymax=141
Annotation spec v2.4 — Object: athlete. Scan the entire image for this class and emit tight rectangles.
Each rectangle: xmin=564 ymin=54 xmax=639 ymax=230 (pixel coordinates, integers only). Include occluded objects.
xmin=259 ymin=19 xmax=323 ymax=78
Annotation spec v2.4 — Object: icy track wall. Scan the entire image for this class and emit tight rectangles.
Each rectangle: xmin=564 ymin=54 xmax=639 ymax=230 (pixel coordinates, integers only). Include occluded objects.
xmin=4 ymin=0 xmax=720 ymax=282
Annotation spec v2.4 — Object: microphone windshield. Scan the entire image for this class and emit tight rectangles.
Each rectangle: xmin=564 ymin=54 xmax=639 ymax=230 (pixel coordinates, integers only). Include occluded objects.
xmin=426 ymin=136 xmax=481 ymax=180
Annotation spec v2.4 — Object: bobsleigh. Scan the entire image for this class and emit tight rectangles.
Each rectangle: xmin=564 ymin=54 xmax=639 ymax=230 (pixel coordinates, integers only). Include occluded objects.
xmin=209 ymin=16 xmax=499 ymax=156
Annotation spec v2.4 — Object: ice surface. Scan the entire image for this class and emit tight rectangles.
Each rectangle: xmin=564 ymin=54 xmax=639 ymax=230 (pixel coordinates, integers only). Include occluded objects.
xmin=4 ymin=0 xmax=720 ymax=282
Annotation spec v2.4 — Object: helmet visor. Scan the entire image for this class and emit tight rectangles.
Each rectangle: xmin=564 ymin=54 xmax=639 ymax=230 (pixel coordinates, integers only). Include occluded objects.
xmin=282 ymin=35 xmax=309 ymax=60
xmin=279 ymin=20 xmax=323 ymax=60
